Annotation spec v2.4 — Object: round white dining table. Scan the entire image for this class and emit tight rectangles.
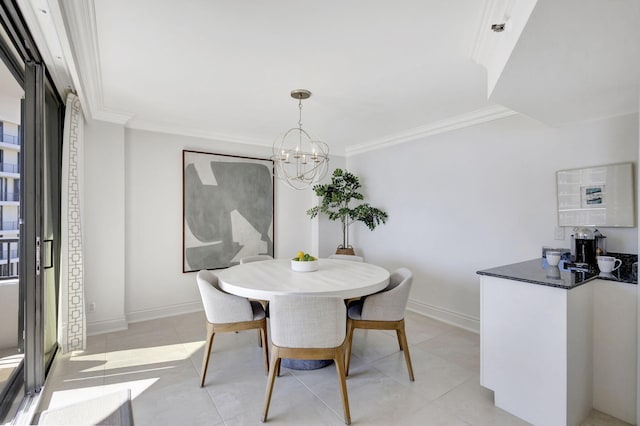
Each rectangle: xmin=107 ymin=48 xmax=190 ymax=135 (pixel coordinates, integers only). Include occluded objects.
xmin=217 ymin=258 xmax=390 ymax=301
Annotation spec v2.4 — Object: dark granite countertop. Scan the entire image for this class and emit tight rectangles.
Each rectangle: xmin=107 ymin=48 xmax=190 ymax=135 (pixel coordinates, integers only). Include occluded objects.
xmin=477 ymin=254 xmax=637 ymax=290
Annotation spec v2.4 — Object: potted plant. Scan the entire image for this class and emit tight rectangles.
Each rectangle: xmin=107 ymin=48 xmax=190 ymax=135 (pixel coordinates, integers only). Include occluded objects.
xmin=307 ymin=168 xmax=388 ymax=255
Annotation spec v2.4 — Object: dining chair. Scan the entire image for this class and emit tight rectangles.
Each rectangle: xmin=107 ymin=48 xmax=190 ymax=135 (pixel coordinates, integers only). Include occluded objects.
xmin=262 ymin=295 xmax=351 ymax=425
xmin=345 ymin=267 xmax=415 ymax=381
xmin=240 ymin=254 xmax=273 ymax=264
xmin=196 ymin=270 xmax=269 ymax=387
xmin=328 ymin=254 xmax=364 ymax=262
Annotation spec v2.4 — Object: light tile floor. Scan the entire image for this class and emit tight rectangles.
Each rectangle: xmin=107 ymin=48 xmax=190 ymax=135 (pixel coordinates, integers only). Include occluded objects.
xmin=35 ymin=311 xmax=629 ymax=425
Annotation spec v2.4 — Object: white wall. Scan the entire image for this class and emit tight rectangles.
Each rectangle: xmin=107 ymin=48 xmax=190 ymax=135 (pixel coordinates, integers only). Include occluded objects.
xmin=83 ymin=112 xmax=637 ymax=333
xmin=83 ymin=121 xmax=346 ymax=331
xmin=637 ymin=84 xmax=640 ymax=426
xmin=84 ymin=120 xmax=127 ymax=333
xmin=316 ymin=157 xmax=347 ymax=257
xmin=121 ymin=128 xmax=331 ymax=322
xmin=347 ymin=112 xmax=639 ymax=331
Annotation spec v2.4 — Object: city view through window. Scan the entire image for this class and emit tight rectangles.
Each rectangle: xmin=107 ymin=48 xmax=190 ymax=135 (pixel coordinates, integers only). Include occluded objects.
xmin=0 ymin=117 xmax=20 ymax=278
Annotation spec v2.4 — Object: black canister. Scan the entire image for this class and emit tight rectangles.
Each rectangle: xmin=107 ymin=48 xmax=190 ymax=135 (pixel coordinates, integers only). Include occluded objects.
xmin=572 ymin=227 xmax=597 ymax=265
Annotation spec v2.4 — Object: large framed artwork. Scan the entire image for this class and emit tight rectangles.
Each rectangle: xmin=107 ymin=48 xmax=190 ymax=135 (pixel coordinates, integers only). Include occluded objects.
xmin=183 ymin=150 xmax=274 ymax=272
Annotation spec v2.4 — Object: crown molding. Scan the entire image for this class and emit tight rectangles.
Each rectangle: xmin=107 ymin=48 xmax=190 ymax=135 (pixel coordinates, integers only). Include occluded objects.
xmin=345 ymin=105 xmax=517 ymax=157
xmin=56 ymin=0 xmax=132 ymax=124
xmin=126 ymin=118 xmax=272 ymax=148
xmin=130 ymin=106 xmax=517 ymax=156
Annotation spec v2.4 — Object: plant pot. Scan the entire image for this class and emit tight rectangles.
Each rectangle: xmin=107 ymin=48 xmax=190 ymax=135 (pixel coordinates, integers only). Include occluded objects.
xmin=335 ymin=246 xmax=355 ymax=256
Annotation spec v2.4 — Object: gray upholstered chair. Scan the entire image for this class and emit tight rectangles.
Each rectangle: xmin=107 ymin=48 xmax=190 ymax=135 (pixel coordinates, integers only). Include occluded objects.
xmin=345 ymin=267 xmax=415 ymax=381
xmin=240 ymin=254 xmax=273 ymax=264
xmin=196 ymin=270 xmax=269 ymax=387
xmin=328 ymin=254 xmax=364 ymax=262
xmin=262 ymin=295 xmax=351 ymax=425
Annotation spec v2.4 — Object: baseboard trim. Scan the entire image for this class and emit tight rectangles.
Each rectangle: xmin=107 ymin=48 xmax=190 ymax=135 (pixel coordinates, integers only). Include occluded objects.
xmin=86 ymin=318 xmax=128 ymax=336
xmin=126 ymin=301 xmax=203 ymax=324
xmin=407 ymin=299 xmax=480 ymax=334
xmin=87 ymin=300 xmax=478 ymax=336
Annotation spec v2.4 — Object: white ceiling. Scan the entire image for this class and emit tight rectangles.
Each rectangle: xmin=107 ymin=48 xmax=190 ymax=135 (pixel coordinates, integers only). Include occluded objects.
xmin=16 ymin=0 xmax=639 ymax=156
xmin=56 ymin=0 xmax=501 ymax=155
xmin=490 ymin=0 xmax=640 ymax=126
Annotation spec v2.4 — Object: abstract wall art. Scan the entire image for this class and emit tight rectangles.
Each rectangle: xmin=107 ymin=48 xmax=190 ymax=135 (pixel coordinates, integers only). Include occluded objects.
xmin=183 ymin=150 xmax=274 ymax=272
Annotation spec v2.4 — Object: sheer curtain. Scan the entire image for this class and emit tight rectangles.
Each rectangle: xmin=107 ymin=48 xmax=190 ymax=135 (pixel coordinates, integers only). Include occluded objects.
xmin=58 ymin=93 xmax=85 ymax=353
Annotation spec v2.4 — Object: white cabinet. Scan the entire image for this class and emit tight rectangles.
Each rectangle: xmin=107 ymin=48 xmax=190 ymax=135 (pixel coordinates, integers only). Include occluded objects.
xmin=480 ymin=275 xmax=592 ymax=426
xmin=480 ymin=276 xmax=637 ymax=425
xmin=593 ymin=280 xmax=637 ymax=424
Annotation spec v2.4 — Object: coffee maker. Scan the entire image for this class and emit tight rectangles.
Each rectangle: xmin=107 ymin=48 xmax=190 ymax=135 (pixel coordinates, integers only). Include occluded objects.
xmin=571 ymin=227 xmax=606 ymax=266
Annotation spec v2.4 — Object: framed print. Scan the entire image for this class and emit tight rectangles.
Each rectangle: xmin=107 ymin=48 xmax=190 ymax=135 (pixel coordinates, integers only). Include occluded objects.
xmin=581 ymin=185 xmax=605 ymax=208
xmin=183 ymin=150 xmax=274 ymax=272
xmin=556 ymin=162 xmax=634 ymax=227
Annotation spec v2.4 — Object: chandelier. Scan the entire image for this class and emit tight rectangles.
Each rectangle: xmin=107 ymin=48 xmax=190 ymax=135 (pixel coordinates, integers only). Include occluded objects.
xmin=272 ymin=89 xmax=329 ymax=190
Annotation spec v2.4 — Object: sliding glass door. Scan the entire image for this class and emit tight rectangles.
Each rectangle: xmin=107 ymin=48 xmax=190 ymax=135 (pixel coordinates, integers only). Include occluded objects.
xmin=43 ymin=80 xmax=62 ymax=372
xmin=0 ymin=28 xmax=24 ymax=417
xmin=0 ymin=2 xmax=63 ymax=420
xmin=22 ymin=61 xmax=61 ymax=394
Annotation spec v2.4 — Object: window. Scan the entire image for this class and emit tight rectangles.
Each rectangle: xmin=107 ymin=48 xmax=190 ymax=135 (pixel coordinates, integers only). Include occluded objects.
xmin=0 ymin=2 xmax=63 ymax=421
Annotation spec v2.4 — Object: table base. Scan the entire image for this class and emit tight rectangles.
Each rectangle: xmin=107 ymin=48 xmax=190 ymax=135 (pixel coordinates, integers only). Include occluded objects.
xmin=282 ymin=359 xmax=333 ymax=370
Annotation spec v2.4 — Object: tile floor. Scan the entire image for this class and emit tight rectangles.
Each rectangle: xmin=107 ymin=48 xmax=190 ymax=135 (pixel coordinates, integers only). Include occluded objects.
xmin=34 ymin=311 xmax=629 ymax=425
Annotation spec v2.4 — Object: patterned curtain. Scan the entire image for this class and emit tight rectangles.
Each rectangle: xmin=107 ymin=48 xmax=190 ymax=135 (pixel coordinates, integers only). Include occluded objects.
xmin=58 ymin=93 xmax=85 ymax=353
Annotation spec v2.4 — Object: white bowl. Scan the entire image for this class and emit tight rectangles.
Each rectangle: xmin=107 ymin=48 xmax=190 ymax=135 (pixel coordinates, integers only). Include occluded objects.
xmin=291 ymin=259 xmax=319 ymax=272
xmin=546 ymin=251 xmax=561 ymax=266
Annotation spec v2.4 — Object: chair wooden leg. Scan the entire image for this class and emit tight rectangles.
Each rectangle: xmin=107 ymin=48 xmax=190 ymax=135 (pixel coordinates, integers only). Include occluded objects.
xmin=345 ymin=319 xmax=355 ymax=376
xmin=261 ymin=322 xmax=269 ymax=375
xmin=258 ymin=330 xmax=262 ymax=347
xmin=334 ymin=346 xmax=351 ymax=425
xmin=396 ymin=327 xmax=404 ymax=351
xmin=200 ymin=324 xmax=215 ymax=387
xmin=397 ymin=321 xmax=415 ymax=381
xmin=262 ymin=347 xmax=281 ymax=422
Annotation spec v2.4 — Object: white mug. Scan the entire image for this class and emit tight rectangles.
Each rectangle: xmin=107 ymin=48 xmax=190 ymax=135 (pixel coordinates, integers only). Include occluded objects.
xmin=597 ymin=256 xmax=622 ymax=273
xmin=546 ymin=251 xmax=561 ymax=266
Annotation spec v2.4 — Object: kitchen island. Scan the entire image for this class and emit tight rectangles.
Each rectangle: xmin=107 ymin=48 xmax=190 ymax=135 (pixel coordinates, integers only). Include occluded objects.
xmin=477 ymin=258 xmax=637 ymax=426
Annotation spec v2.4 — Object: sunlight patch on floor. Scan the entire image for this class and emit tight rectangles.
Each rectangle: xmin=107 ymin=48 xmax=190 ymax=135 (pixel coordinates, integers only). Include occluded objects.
xmin=70 ymin=341 xmax=202 ymax=373
xmin=48 ymin=379 xmax=157 ymax=410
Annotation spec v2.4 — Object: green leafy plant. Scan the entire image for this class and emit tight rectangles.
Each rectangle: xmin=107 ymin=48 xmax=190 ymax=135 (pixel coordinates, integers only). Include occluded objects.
xmin=306 ymin=168 xmax=388 ymax=251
